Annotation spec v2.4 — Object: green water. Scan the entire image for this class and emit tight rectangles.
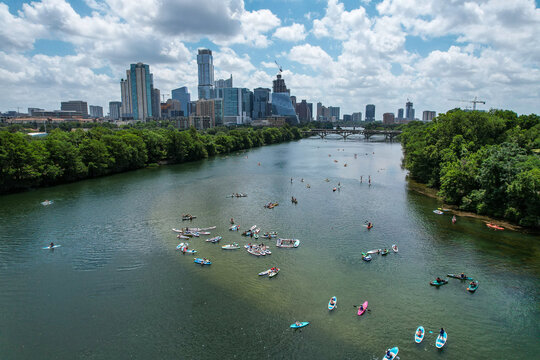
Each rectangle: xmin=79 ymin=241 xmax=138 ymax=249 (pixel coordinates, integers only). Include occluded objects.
xmin=0 ymin=138 xmax=538 ymax=359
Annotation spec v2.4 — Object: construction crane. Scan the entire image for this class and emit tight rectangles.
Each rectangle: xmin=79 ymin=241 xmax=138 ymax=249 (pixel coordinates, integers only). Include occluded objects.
xmin=274 ymin=60 xmax=282 ymax=74
xmin=161 ymin=93 xmax=170 ymax=103
xmin=448 ymin=96 xmax=486 ymax=111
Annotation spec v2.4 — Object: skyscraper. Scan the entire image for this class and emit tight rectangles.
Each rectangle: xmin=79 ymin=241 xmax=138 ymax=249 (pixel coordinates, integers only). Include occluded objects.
xmin=329 ymin=106 xmax=340 ymax=121
xmin=252 ymin=87 xmax=271 ymax=119
xmin=109 ymin=101 xmax=121 ymax=120
xmin=151 ymin=88 xmax=161 ymax=118
xmin=197 ymin=49 xmax=214 ymax=100
xmin=365 ymin=104 xmax=375 ymax=122
xmin=215 ymin=75 xmax=233 ymax=89
xmin=270 ymin=74 xmax=298 ymax=125
xmin=272 ymin=74 xmax=289 ymax=94
xmin=296 ymin=100 xmax=312 ymax=123
xmin=89 ymin=105 xmax=103 ymax=118
xmin=120 ymin=63 xmax=154 ymax=120
xmin=397 ymin=108 xmax=404 ymax=120
xmin=172 ymin=87 xmax=191 ymax=117
xmin=406 ymin=101 xmax=415 ymax=120
xmin=352 ymin=112 xmax=362 ymax=122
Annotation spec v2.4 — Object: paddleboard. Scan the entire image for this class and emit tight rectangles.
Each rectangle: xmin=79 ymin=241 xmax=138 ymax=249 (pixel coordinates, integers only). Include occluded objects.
xmin=415 ymin=326 xmax=425 ymax=343
xmin=194 ymin=258 xmax=211 ymax=265
xmin=357 ymin=301 xmax=368 ymax=315
xmin=42 ymin=245 xmax=61 ymax=249
xmin=328 ymin=296 xmax=337 ymax=310
xmin=382 ymin=347 xmax=399 ymax=360
xmin=290 ymin=321 xmax=309 ymax=329
xmin=436 ymin=331 xmax=447 ymax=348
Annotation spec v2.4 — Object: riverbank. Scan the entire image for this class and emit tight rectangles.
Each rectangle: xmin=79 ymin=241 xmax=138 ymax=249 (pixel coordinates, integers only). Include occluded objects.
xmin=406 ymin=178 xmax=527 ymax=232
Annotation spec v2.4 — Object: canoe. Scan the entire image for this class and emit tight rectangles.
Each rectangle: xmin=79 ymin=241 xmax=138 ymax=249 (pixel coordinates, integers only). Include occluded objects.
xmin=382 ymin=347 xmax=399 ymax=360
xmin=415 ymin=326 xmax=425 ymax=343
xmin=367 ymin=249 xmax=381 ymax=254
xmin=433 ymin=210 xmax=444 ymax=215
xmin=43 ymin=245 xmax=61 ymax=249
xmin=467 ymin=281 xmax=479 ymax=292
xmin=263 ymin=232 xmax=278 ymax=238
xmin=447 ymin=273 xmax=473 ymax=280
xmin=193 ymin=258 xmax=211 ymax=265
xmin=222 ymin=243 xmax=240 ymax=250
xmin=184 ymin=231 xmax=200 ymax=237
xmin=436 ymin=331 xmax=447 ymax=348
xmin=206 ymin=236 xmax=222 ymax=243
xmin=430 ymin=280 xmax=448 ymax=286
xmin=269 ymin=268 xmax=280 ymax=277
xmin=391 ymin=244 xmax=398 ymax=253
xmin=357 ymin=301 xmax=368 ymax=315
xmin=486 ymin=223 xmax=504 ymax=230
xmin=328 ymin=296 xmax=337 ymax=310
xmin=290 ymin=321 xmax=309 ymax=329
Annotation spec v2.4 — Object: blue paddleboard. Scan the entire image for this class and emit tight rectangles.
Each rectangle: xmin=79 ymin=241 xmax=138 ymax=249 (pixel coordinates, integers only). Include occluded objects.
xmin=436 ymin=331 xmax=447 ymax=348
xmin=290 ymin=321 xmax=309 ymax=329
xmin=382 ymin=347 xmax=399 ymax=360
xmin=43 ymin=245 xmax=61 ymax=249
xmin=415 ymin=326 xmax=425 ymax=343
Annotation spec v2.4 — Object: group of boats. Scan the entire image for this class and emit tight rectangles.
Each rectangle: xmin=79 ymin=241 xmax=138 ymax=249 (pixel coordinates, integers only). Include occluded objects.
xmin=362 ymin=245 xmax=398 ymax=261
xmin=245 ymin=243 xmax=272 ymax=256
xmin=430 ymin=273 xmax=479 ymax=292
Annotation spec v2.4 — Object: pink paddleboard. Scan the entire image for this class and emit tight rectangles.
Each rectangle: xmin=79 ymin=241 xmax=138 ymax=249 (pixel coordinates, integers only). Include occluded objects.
xmin=357 ymin=301 xmax=368 ymax=315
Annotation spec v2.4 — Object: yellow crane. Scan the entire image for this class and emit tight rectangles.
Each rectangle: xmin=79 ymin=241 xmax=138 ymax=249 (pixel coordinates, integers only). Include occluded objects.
xmin=448 ymin=96 xmax=486 ymax=111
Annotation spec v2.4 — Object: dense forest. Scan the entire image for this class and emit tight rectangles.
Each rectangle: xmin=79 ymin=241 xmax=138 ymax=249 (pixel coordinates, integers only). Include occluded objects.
xmin=400 ymin=109 xmax=540 ymax=228
xmin=0 ymin=125 xmax=302 ymax=194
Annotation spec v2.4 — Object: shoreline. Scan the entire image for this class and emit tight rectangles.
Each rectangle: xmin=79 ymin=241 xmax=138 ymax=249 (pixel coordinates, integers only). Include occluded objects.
xmin=406 ymin=178 xmax=532 ymax=233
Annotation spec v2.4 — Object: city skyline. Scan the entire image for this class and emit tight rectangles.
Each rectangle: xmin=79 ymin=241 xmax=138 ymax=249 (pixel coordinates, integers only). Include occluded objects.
xmin=1 ymin=0 xmax=539 ymax=116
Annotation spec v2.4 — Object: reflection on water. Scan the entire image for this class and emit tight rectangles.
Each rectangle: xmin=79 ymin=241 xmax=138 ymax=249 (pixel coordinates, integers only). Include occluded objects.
xmin=0 ymin=139 xmax=538 ymax=359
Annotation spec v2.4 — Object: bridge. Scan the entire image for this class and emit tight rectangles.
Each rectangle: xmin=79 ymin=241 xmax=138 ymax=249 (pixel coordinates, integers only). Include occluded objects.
xmin=302 ymin=128 xmax=401 ymax=140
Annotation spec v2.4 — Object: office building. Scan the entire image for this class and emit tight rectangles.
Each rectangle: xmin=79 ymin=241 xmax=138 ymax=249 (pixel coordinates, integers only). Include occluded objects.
xmin=109 ymin=102 xmax=122 ymax=120
xmin=296 ymin=100 xmax=312 ymax=123
xmin=89 ymin=105 xmax=103 ymax=118
xmin=270 ymin=74 xmax=298 ymax=125
xmin=252 ymin=88 xmax=271 ymax=120
xmin=120 ymin=63 xmax=154 ymax=120
xmin=317 ymin=102 xmax=323 ymax=121
xmin=172 ymin=87 xmax=191 ymax=117
xmin=383 ymin=112 xmax=395 ymax=125
xmin=223 ymin=87 xmax=252 ymax=125
xmin=329 ymin=106 xmax=340 ymax=121
xmin=151 ymin=88 xmax=161 ymax=118
xmin=406 ymin=101 xmax=415 ymax=120
xmin=214 ymin=99 xmax=223 ymax=126
xmin=61 ymin=101 xmax=88 ymax=116
xmin=352 ymin=112 xmax=362 ymax=122
xmin=343 ymin=114 xmax=352 ymax=122
xmin=197 ymin=49 xmax=214 ymax=100
xmin=397 ymin=108 xmax=404 ymax=120
xmin=423 ymin=111 xmax=436 ymax=121
xmin=365 ymin=104 xmax=375 ymax=122
xmin=215 ymin=75 xmax=233 ymax=89
xmin=194 ymin=99 xmax=217 ymax=128
xmin=28 ymin=108 xmax=44 ymax=116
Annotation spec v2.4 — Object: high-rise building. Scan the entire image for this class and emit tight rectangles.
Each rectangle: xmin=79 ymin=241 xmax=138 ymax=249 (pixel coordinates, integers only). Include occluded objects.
xmin=197 ymin=49 xmax=214 ymax=100
xmin=406 ymin=101 xmax=415 ymax=120
xmin=214 ymin=99 xmax=223 ymax=126
xmin=352 ymin=112 xmax=362 ymax=122
xmin=397 ymin=108 xmax=404 ymax=120
xmin=215 ymin=75 xmax=233 ymax=89
xmin=316 ymin=102 xmax=323 ymax=121
xmin=296 ymin=100 xmax=312 ymax=123
xmin=195 ymin=99 xmax=216 ymax=128
xmin=423 ymin=111 xmax=436 ymax=121
xmin=343 ymin=114 xmax=352 ymax=122
xmin=109 ymin=101 xmax=122 ymax=120
xmin=383 ymin=112 xmax=395 ymax=125
xmin=171 ymin=87 xmax=191 ymax=117
xmin=161 ymin=99 xmax=183 ymax=118
xmin=272 ymin=74 xmax=290 ymax=94
xmin=151 ymin=88 xmax=161 ymax=119
xmin=120 ymin=63 xmax=154 ymax=120
xmin=223 ymin=87 xmax=243 ymax=124
xmin=89 ymin=105 xmax=103 ymax=118
xmin=307 ymin=103 xmax=313 ymax=121
xmin=270 ymin=74 xmax=298 ymax=125
xmin=365 ymin=104 xmax=375 ymax=122
xmin=329 ymin=106 xmax=340 ymax=121
xmin=61 ymin=101 xmax=88 ymax=116
xmin=252 ymin=87 xmax=271 ymax=120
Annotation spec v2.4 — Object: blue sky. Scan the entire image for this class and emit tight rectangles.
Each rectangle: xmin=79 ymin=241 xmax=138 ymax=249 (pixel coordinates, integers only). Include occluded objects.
xmin=1 ymin=0 xmax=539 ymax=116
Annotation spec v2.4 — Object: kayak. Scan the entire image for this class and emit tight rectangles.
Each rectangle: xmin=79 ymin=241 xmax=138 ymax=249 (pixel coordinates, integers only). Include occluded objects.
xmin=290 ymin=321 xmax=309 ymax=329
xmin=194 ymin=258 xmax=211 ymax=265
xmin=433 ymin=210 xmax=444 ymax=215
xmin=436 ymin=331 xmax=447 ymax=348
xmin=381 ymin=249 xmax=389 ymax=256
xmin=382 ymin=347 xmax=399 ymax=360
xmin=229 ymin=225 xmax=240 ymax=231
xmin=206 ymin=236 xmax=222 ymax=243
xmin=222 ymin=243 xmax=240 ymax=250
xmin=357 ymin=301 xmax=368 ymax=315
xmin=43 ymin=245 xmax=61 ymax=249
xmin=430 ymin=280 xmax=448 ymax=286
xmin=269 ymin=268 xmax=280 ymax=277
xmin=328 ymin=296 xmax=337 ymax=310
xmin=415 ymin=326 xmax=425 ymax=343
xmin=486 ymin=223 xmax=504 ymax=230
xmin=182 ymin=249 xmax=197 ymax=254
xmin=447 ymin=273 xmax=473 ymax=280
xmin=467 ymin=281 xmax=479 ymax=292
xmin=367 ymin=249 xmax=381 ymax=254
xmin=392 ymin=244 xmax=398 ymax=253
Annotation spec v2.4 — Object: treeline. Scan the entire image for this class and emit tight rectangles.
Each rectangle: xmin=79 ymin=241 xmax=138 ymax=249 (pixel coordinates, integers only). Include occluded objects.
xmin=0 ymin=125 xmax=302 ymax=194
xmin=400 ymin=109 xmax=540 ymax=227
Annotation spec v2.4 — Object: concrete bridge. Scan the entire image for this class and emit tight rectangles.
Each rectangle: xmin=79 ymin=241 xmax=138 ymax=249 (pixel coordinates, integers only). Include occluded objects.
xmin=302 ymin=128 xmax=401 ymax=140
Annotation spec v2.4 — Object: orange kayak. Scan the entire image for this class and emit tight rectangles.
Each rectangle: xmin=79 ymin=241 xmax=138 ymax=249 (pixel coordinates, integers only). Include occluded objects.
xmin=486 ymin=223 xmax=504 ymax=230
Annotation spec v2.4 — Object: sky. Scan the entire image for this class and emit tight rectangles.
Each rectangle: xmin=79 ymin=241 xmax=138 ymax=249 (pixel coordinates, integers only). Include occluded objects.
xmin=1 ymin=0 xmax=539 ymax=117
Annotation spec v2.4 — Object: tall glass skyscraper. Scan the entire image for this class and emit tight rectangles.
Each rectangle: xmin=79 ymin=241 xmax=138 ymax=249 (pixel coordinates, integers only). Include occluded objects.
xmin=120 ymin=63 xmax=153 ymax=120
xmin=365 ymin=104 xmax=375 ymax=122
xmin=406 ymin=101 xmax=415 ymax=120
xmin=197 ymin=49 xmax=214 ymax=100
xmin=172 ymin=87 xmax=191 ymax=116
xmin=253 ymin=88 xmax=271 ymax=119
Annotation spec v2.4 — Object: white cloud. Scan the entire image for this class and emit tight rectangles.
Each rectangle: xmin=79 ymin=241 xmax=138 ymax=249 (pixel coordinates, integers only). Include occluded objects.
xmin=289 ymin=44 xmax=334 ymax=70
xmin=273 ymin=23 xmax=307 ymax=42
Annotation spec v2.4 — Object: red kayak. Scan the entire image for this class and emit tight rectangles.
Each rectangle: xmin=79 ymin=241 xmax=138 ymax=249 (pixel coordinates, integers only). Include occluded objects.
xmin=486 ymin=223 xmax=504 ymax=230
xmin=357 ymin=301 xmax=368 ymax=315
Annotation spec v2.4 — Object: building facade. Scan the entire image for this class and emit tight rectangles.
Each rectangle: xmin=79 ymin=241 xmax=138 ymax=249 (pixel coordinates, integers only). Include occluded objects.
xmin=171 ymin=87 xmax=191 ymax=117
xmin=89 ymin=105 xmax=103 ymax=118
xmin=215 ymin=75 xmax=233 ymax=89
xmin=296 ymin=100 xmax=312 ymax=123
xmin=195 ymin=99 xmax=216 ymax=128
xmin=151 ymin=88 xmax=161 ymax=119
xmin=252 ymin=87 xmax=271 ymax=120
xmin=108 ymin=102 xmax=121 ymax=120
xmin=352 ymin=112 xmax=362 ymax=122
xmin=161 ymin=99 xmax=183 ymax=118
xmin=197 ymin=49 xmax=214 ymax=100
xmin=120 ymin=63 xmax=154 ymax=120
xmin=365 ymin=104 xmax=375 ymax=122
xmin=61 ymin=101 xmax=88 ymax=116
